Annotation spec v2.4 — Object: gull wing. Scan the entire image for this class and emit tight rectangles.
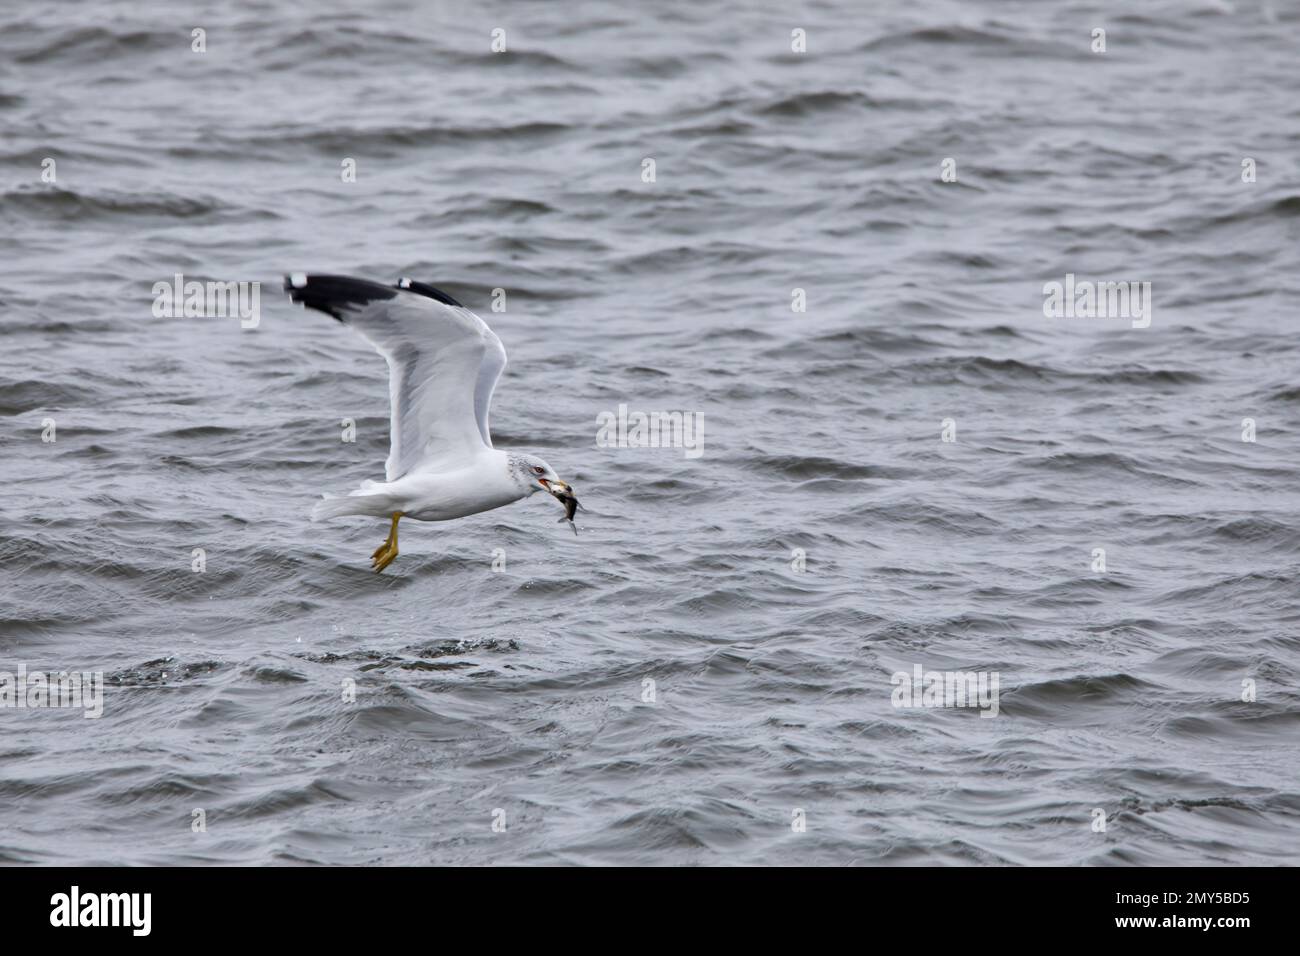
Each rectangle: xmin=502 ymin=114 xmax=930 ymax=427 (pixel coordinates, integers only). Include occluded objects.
xmin=284 ymin=273 xmax=507 ymax=480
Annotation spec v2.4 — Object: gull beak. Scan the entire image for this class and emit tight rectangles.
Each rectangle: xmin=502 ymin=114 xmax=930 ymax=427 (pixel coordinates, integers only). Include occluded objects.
xmin=546 ymin=480 xmax=571 ymax=496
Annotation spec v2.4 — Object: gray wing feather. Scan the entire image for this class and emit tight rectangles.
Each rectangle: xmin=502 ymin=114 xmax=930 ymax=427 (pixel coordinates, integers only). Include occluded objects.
xmin=287 ymin=275 xmax=506 ymax=480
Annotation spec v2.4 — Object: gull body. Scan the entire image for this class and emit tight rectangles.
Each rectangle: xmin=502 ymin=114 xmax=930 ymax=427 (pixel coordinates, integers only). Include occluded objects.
xmin=283 ymin=273 xmax=576 ymax=570
xmin=314 ymin=449 xmax=540 ymax=522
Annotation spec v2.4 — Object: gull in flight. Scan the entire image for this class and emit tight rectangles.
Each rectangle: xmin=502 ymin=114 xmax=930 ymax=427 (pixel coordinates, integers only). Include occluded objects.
xmin=284 ymin=273 xmax=579 ymax=572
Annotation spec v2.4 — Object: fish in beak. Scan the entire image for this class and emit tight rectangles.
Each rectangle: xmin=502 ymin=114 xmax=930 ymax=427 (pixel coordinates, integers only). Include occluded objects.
xmin=543 ymin=479 xmax=581 ymax=534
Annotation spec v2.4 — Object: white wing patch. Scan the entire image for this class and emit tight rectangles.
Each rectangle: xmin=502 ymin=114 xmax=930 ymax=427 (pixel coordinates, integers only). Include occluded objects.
xmin=473 ymin=334 xmax=507 ymax=448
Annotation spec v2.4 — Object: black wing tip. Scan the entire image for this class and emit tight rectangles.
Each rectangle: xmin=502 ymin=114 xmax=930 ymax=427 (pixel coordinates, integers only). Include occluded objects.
xmin=283 ymin=273 xmax=397 ymax=321
xmin=396 ymin=277 xmax=462 ymax=307
xmin=282 ymin=272 xmax=463 ymax=319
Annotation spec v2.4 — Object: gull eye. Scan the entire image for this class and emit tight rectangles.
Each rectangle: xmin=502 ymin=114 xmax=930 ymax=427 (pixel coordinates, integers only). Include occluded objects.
xmin=532 ymin=466 xmax=545 ymax=475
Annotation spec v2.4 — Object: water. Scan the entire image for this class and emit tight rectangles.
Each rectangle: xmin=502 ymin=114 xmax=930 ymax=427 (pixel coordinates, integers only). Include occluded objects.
xmin=2 ymin=0 xmax=1299 ymax=865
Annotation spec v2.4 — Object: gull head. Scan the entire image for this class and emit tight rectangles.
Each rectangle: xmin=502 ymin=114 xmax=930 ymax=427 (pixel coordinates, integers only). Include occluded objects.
xmin=514 ymin=453 xmax=565 ymax=495
xmin=512 ymin=454 xmax=581 ymax=532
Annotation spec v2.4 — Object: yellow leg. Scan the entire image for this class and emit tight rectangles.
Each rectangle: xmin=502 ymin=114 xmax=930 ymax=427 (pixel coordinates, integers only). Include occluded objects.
xmin=370 ymin=512 xmax=401 ymax=572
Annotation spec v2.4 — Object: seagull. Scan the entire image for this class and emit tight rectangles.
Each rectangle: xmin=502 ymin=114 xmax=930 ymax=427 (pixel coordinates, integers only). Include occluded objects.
xmin=283 ymin=273 xmax=579 ymax=572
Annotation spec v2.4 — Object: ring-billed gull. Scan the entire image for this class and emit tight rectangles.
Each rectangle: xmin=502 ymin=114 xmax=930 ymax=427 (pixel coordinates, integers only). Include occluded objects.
xmin=284 ymin=273 xmax=579 ymax=572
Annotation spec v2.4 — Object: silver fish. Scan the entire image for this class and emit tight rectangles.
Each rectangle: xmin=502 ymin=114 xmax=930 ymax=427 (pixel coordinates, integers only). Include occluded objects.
xmin=548 ymin=481 xmax=581 ymax=535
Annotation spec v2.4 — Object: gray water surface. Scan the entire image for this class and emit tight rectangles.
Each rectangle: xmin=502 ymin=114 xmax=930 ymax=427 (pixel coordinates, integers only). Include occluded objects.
xmin=1 ymin=0 xmax=1299 ymax=864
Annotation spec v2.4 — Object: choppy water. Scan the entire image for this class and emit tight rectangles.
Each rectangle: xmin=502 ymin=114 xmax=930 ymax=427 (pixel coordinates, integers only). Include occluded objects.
xmin=2 ymin=0 xmax=1299 ymax=865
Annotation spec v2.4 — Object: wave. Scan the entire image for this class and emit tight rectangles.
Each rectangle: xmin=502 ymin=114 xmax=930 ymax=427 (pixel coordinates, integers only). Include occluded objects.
xmin=1 ymin=186 xmax=229 ymax=222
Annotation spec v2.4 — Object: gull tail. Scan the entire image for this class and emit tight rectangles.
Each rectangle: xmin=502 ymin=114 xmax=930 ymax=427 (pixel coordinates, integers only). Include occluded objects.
xmin=310 ymin=487 xmax=393 ymax=522
xmin=311 ymin=496 xmax=365 ymax=522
